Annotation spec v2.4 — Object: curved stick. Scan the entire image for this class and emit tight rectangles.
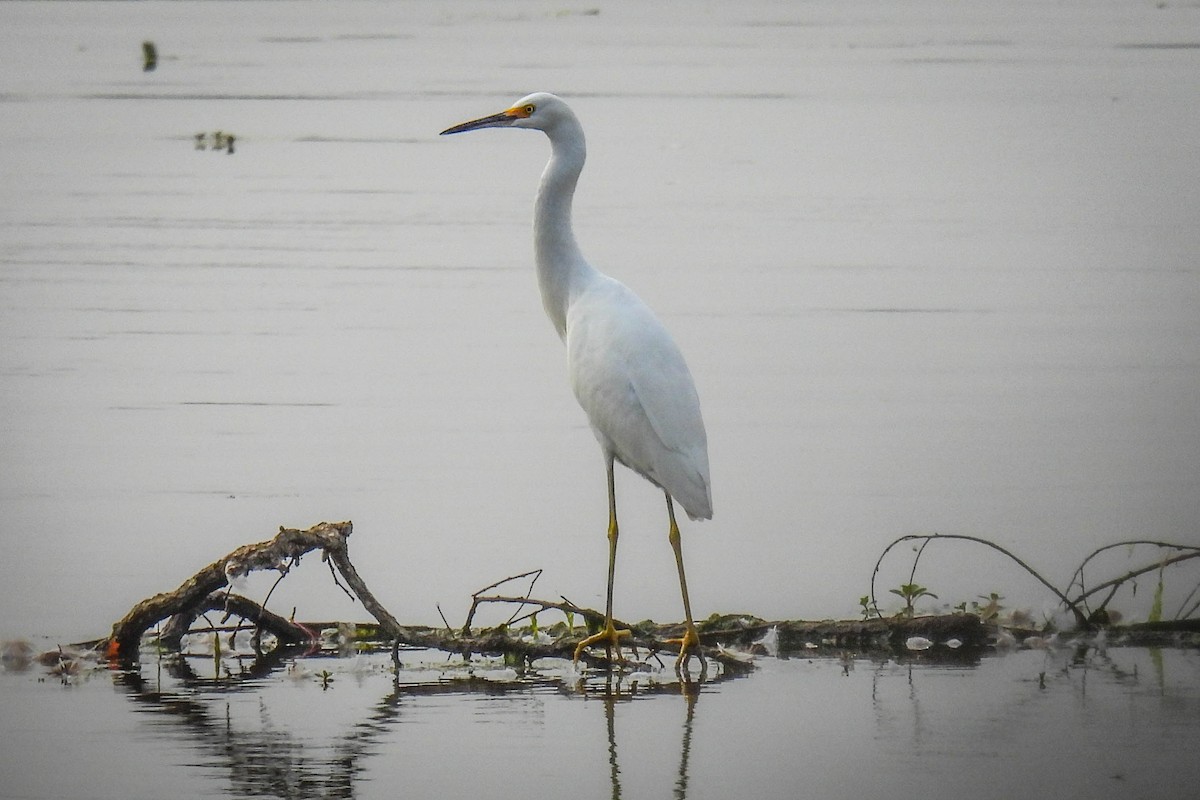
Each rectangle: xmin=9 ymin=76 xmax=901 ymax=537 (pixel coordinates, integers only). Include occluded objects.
xmin=869 ymin=533 xmax=1082 ymax=626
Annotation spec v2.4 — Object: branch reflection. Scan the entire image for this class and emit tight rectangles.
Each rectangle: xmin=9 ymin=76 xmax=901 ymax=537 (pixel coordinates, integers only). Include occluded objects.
xmin=113 ymin=650 xmax=724 ymax=799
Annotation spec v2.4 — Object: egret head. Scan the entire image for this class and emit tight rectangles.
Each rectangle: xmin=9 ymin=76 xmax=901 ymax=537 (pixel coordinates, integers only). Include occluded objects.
xmin=440 ymin=92 xmax=576 ymax=137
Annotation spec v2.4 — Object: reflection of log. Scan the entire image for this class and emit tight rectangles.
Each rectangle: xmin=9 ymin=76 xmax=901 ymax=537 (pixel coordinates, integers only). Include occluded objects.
xmin=107 ymin=521 xmax=403 ymax=659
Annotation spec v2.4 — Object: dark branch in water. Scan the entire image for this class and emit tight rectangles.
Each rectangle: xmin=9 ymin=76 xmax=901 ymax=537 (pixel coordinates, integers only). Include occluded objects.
xmin=101 ymin=523 xmax=1197 ymax=682
xmin=460 ymin=568 xmax=549 ymax=634
xmin=106 ymin=521 xmax=407 ymax=660
xmin=870 ymin=532 xmax=1200 ymax=629
xmin=158 ymin=591 xmax=313 ymax=649
xmin=102 ymin=521 xmax=755 ymax=674
xmin=870 ymin=533 xmax=1081 ymax=623
xmin=1067 ymin=541 xmax=1200 ymax=621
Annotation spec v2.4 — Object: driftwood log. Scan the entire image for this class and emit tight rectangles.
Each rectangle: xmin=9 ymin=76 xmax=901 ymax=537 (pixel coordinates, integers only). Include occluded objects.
xmin=102 ymin=521 xmax=1197 ymax=677
xmin=104 ymin=521 xmax=768 ymax=672
xmin=103 ymin=520 xmax=1000 ymax=677
xmin=108 ymin=521 xmax=406 ymax=659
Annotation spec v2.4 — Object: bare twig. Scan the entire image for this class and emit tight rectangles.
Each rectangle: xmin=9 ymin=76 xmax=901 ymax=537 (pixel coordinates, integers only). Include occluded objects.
xmin=326 ymin=556 xmax=355 ymax=600
xmin=871 ymin=533 xmax=1200 ymax=630
xmin=106 ymin=521 xmax=406 ymax=661
xmin=460 ymin=569 xmax=544 ymax=635
xmin=436 ymin=603 xmax=453 ymax=632
xmin=1064 ymin=540 xmax=1200 ymax=616
xmin=322 ymin=537 xmax=407 ymax=667
xmin=870 ymin=533 xmax=1083 ymax=626
xmin=1068 ymin=549 xmax=1200 ymax=613
xmin=470 ymin=594 xmax=609 ymax=630
xmin=1176 ymin=578 xmax=1200 ymax=620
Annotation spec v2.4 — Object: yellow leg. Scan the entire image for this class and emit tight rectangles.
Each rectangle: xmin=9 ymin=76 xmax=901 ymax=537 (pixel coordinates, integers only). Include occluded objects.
xmin=665 ymin=494 xmax=706 ymax=675
xmin=573 ymin=457 xmax=632 ymax=664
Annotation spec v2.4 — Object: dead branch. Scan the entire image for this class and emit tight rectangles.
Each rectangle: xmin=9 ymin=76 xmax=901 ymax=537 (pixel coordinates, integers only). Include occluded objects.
xmin=463 ymin=589 xmax=611 ymax=637
xmin=871 ymin=533 xmax=1085 ymax=625
xmin=870 ymin=533 xmax=1200 ymax=631
xmin=460 ymin=569 xmax=546 ymax=634
xmin=159 ymin=591 xmax=314 ymax=650
xmin=1064 ymin=540 xmax=1200 ymax=619
xmin=111 ymin=522 xmax=1200 ymax=684
xmin=1070 ymin=548 xmax=1200 ymax=618
xmin=106 ymin=521 xmax=405 ymax=660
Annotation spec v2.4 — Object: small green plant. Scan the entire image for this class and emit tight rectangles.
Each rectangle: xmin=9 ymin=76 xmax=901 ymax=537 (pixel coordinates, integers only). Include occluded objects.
xmin=890 ymin=583 xmax=938 ymax=617
xmin=971 ymin=592 xmax=1004 ymax=622
xmin=1148 ymin=559 xmax=1167 ymax=623
xmin=859 ymin=595 xmax=873 ymax=620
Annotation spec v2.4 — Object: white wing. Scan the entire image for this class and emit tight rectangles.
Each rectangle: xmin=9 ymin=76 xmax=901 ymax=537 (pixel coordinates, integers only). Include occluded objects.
xmin=565 ymin=276 xmax=712 ymax=520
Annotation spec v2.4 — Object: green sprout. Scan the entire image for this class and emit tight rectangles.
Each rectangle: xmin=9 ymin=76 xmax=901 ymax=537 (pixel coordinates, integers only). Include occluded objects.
xmin=971 ymin=592 xmax=1004 ymax=623
xmin=890 ymin=583 xmax=939 ymax=618
xmin=859 ymin=595 xmax=873 ymax=620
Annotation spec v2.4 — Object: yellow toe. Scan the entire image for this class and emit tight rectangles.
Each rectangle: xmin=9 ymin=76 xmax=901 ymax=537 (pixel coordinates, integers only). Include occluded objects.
xmin=573 ymin=620 xmax=632 ymax=663
xmin=666 ymin=624 xmax=706 ymax=674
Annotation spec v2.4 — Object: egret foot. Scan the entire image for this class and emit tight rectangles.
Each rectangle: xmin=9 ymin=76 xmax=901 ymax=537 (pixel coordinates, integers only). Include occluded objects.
xmin=667 ymin=624 xmax=706 ymax=676
xmin=573 ymin=620 xmax=632 ymax=664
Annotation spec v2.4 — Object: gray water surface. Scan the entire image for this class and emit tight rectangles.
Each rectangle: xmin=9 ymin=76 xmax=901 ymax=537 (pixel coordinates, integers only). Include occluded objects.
xmin=4 ymin=0 xmax=1196 ymax=637
xmin=1 ymin=1 xmax=1198 ymax=796
xmin=4 ymin=643 xmax=1199 ymax=800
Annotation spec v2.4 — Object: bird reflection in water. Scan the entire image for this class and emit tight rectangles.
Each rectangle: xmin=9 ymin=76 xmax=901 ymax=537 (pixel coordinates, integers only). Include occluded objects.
xmin=111 ymin=653 xmax=712 ymax=799
xmin=594 ymin=671 xmax=702 ymax=800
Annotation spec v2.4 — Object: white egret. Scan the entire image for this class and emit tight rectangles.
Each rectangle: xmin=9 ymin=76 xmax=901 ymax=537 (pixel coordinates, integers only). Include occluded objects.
xmin=440 ymin=93 xmax=712 ymax=672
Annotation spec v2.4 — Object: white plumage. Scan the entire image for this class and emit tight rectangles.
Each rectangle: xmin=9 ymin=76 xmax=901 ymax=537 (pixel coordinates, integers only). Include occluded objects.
xmin=442 ymin=93 xmax=711 ymax=671
xmin=566 ymin=277 xmax=711 ymax=520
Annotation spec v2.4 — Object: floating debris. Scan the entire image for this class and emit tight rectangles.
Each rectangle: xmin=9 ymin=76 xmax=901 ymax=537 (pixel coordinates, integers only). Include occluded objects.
xmin=1 ymin=639 xmax=33 ymax=670
xmin=993 ymin=628 xmax=1018 ymax=649
xmin=905 ymin=636 xmax=933 ymax=651
xmin=285 ymin=660 xmax=312 ymax=682
xmin=1007 ymin=609 xmax=1035 ymax=628
xmin=715 ymin=644 xmax=755 ymax=664
xmin=626 ymin=669 xmax=654 ymax=686
xmin=195 ymin=131 xmax=236 ymax=154
xmin=142 ymin=40 xmax=157 ymax=72
xmin=1022 ymin=632 xmax=1061 ymax=651
xmin=320 ymin=622 xmax=357 ymax=647
xmin=750 ymin=625 xmax=779 ymax=657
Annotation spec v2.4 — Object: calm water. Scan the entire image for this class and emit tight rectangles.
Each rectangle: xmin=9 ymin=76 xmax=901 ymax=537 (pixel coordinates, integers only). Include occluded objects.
xmin=1 ymin=1 xmax=1198 ymax=796
xmin=4 ymin=642 xmax=1199 ymax=800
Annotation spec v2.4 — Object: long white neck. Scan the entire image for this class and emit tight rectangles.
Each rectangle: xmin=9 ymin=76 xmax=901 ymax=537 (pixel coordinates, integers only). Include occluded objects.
xmin=534 ymin=119 xmax=593 ymax=340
